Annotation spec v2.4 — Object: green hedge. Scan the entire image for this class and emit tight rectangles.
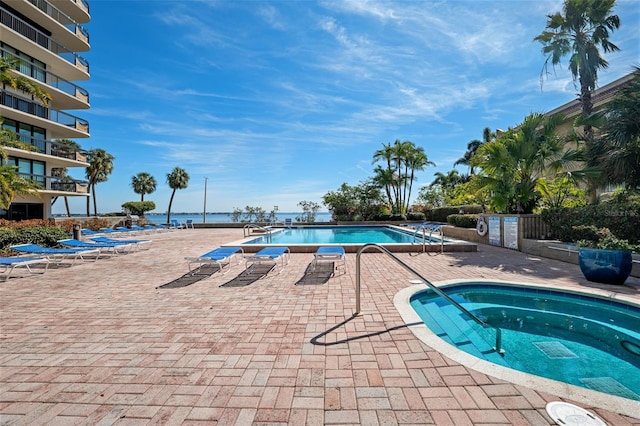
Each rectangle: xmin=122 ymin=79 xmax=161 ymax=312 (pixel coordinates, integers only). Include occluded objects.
xmin=446 ymin=214 xmax=479 ymax=229
xmin=426 ymin=205 xmax=483 ymax=222
xmin=0 ymin=226 xmax=70 ymax=254
xmin=541 ymin=198 xmax=640 ymax=244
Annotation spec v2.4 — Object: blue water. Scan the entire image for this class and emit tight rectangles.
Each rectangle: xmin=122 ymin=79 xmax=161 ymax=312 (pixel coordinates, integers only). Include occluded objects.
xmin=245 ymin=226 xmax=437 ymax=244
xmin=410 ymin=283 xmax=640 ymax=401
xmin=144 ymin=212 xmax=332 ymax=224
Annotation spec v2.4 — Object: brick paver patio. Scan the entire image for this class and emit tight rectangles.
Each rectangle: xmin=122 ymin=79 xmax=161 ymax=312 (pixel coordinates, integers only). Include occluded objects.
xmin=1 ymin=227 xmax=639 ymax=425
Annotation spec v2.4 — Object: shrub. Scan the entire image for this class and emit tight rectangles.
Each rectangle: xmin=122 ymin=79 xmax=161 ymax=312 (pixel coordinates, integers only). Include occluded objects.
xmin=447 ymin=214 xmax=479 ymax=228
xmin=542 ymin=196 xmax=640 ymax=244
xmin=426 ymin=205 xmax=483 ymax=222
xmin=389 ymin=214 xmax=406 ymax=221
xmin=406 ymin=212 xmax=426 ymax=221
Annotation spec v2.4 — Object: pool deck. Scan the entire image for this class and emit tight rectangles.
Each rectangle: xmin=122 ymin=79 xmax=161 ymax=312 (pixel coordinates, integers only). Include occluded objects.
xmin=1 ymin=227 xmax=639 ymax=425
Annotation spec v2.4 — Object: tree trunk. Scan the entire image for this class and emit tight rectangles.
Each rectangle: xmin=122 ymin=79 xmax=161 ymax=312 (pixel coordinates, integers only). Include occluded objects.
xmin=167 ymin=190 xmax=176 ymax=223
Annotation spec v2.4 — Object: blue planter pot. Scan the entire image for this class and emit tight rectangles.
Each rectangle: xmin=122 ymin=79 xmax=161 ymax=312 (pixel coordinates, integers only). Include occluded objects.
xmin=578 ymin=248 xmax=633 ymax=285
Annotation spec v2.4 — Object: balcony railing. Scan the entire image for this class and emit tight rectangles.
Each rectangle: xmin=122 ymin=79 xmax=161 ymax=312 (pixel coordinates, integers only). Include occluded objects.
xmin=17 ymin=172 xmax=89 ymax=193
xmin=1 ymin=91 xmax=90 ymax=134
xmin=1 ymin=47 xmax=90 ymax=104
xmin=26 ymin=0 xmax=90 ymax=44
xmin=0 ymin=7 xmax=89 ymax=73
xmin=4 ymin=133 xmax=88 ymax=162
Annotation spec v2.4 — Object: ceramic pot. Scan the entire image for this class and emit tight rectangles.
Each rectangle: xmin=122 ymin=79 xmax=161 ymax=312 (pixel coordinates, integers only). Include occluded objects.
xmin=578 ymin=248 xmax=633 ymax=285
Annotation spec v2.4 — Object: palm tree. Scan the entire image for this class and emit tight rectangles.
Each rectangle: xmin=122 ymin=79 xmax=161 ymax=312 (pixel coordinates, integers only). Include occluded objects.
xmin=166 ymin=167 xmax=189 ymax=223
xmin=1 ymin=56 xmax=51 ymax=105
xmin=534 ymin=0 xmax=621 ymax=201
xmin=471 ymin=112 xmax=580 ymax=213
xmin=0 ymin=128 xmax=41 ymax=213
xmin=85 ymin=149 xmax=115 ymax=216
xmin=372 ymin=142 xmax=399 ymax=213
xmin=404 ymin=146 xmax=435 ymax=213
xmin=454 ymin=127 xmax=494 ymax=174
xmin=595 ymin=66 xmax=640 ymax=189
xmin=131 ymin=172 xmax=157 ymax=201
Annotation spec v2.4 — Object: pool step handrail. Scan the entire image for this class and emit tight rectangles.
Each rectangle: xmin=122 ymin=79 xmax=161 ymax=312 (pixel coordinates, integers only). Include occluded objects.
xmin=354 ymin=243 xmax=503 ymax=355
xmin=411 ymin=223 xmax=444 ymax=253
xmin=243 ymin=223 xmax=273 ymax=242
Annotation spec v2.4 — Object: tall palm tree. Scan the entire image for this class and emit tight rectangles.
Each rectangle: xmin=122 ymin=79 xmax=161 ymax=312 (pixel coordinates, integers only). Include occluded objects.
xmin=534 ymin=0 xmax=620 ymax=201
xmin=1 ymin=56 xmax=51 ymax=105
xmin=404 ymin=146 xmax=434 ymax=213
xmin=372 ymin=142 xmax=399 ymax=213
xmin=454 ymin=127 xmax=494 ymax=174
xmin=166 ymin=167 xmax=189 ymax=223
xmin=85 ymin=149 xmax=115 ymax=216
xmin=131 ymin=172 xmax=157 ymax=202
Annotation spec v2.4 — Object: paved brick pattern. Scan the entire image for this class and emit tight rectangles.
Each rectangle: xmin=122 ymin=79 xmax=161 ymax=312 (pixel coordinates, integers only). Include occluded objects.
xmin=1 ymin=228 xmax=639 ymax=425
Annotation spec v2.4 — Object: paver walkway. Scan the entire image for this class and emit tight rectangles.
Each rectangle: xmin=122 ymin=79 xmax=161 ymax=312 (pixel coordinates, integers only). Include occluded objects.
xmin=1 ymin=228 xmax=639 ymax=425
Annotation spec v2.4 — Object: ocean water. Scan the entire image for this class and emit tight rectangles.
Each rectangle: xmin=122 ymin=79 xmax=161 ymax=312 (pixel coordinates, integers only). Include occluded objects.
xmin=144 ymin=212 xmax=332 ymax=224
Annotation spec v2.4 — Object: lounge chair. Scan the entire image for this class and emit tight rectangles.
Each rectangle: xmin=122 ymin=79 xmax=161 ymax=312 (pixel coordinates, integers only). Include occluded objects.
xmin=10 ymin=244 xmax=101 ymax=263
xmin=58 ymin=238 xmax=133 ymax=255
xmin=244 ymin=246 xmax=290 ymax=275
xmin=81 ymin=228 xmax=103 ymax=236
xmin=312 ymin=246 xmax=346 ymax=276
xmin=90 ymin=236 xmax=152 ymax=250
xmin=170 ymin=219 xmax=185 ymax=229
xmin=284 ymin=218 xmax=293 ymax=228
xmin=185 ymin=247 xmax=244 ymax=275
xmin=0 ymin=257 xmax=49 ymax=280
xmin=185 ymin=219 xmax=195 ymax=229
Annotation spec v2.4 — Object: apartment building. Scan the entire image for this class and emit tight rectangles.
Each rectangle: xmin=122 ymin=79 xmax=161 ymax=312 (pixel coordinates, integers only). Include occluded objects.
xmin=0 ymin=0 xmax=91 ymax=220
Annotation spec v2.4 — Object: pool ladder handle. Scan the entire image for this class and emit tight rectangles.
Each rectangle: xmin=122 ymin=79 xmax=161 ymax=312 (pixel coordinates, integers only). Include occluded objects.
xmin=354 ymin=243 xmax=504 ymax=356
xmin=243 ymin=223 xmax=273 ymax=242
xmin=410 ymin=224 xmax=444 ymax=253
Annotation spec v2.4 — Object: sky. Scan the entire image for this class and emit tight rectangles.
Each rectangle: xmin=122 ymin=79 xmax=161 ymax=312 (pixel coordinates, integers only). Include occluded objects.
xmin=53 ymin=0 xmax=640 ymax=215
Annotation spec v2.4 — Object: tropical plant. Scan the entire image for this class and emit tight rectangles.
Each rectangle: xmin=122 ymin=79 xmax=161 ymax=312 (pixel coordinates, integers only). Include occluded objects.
xmin=0 ymin=56 xmax=51 ymax=105
xmin=593 ymin=66 xmax=640 ymax=190
xmin=372 ymin=140 xmax=434 ymax=214
xmin=297 ymin=200 xmax=320 ymax=223
xmin=121 ymin=201 xmax=156 ymax=217
xmin=131 ymin=172 xmax=157 ymax=202
xmin=166 ymin=167 xmax=189 ymax=224
xmin=454 ymin=127 xmax=495 ymax=175
xmin=85 ymin=148 xmax=115 ymax=216
xmin=0 ymin=127 xmax=41 ymax=212
xmin=471 ymin=112 xmax=581 ymax=213
xmin=534 ymin=0 xmax=621 ymax=202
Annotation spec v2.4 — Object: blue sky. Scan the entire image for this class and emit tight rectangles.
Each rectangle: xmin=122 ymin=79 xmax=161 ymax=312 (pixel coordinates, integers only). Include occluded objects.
xmin=54 ymin=0 xmax=640 ymax=215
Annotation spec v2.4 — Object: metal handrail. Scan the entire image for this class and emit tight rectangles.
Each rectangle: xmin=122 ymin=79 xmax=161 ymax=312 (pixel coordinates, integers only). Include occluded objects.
xmin=243 ymin=223 xmax=273 ymax=241
xmin=410 ymin=223 xmax=444 ymax=253
xmin=354 ymin=243 xmax=503 ymax=354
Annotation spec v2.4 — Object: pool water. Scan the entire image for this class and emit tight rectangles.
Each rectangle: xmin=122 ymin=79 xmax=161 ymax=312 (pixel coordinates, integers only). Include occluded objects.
xmin=410 ymin=283 xmax=640 ymax=401
xmin=246 ymin=225 xmax=441 ymax=245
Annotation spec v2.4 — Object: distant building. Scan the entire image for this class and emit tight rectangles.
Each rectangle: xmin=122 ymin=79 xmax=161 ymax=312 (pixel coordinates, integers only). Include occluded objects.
xmin=1 ymin=0 xmax=91 ymax=220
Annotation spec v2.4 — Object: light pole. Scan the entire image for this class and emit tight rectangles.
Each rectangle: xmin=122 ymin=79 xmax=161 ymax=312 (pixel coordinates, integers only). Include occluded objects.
xmin=203 ymin=177 xmax=208 ymax=223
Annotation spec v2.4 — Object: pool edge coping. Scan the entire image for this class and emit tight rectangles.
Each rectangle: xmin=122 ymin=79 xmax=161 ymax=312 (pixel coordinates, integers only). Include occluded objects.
xmin=393 ymin=278 xmax=640 ymax=419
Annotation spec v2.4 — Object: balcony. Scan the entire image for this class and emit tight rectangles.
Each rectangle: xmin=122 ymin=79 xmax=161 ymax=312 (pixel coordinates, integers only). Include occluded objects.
xmin=2 ymin=134 xmax=88 ymax=163
xmin=17 ymin=172 xmax=89 ymax=194
xmin=1 ymin=6 xmax=89 ymax=77
xmin=1 ymin=91 xmax=89 ymax=138
xmin=1 ymin=46 xmax=90 ymax=110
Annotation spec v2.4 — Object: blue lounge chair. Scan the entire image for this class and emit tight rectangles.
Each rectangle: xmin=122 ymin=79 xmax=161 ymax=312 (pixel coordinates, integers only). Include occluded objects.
xmin=81 ymin=228 xmax=103 ymax=236
xmin=58 ymin=239 xmax=133 ymax=255
xmin=185 ymin=247 xmax=244 ymax=275
xmin=170 ymin=219 xmax=185 ymax=229
xmin=312 ymin=246 xmax=346 ymax=276
xmin=90 ymin=236 xmax=151 ymax=250
xmin=0 ymin=257 xmax=49 ymax=280
xmin=244 ymin=246 xmax=290 ymax=275
xmin=11 ymin=244 xmax=101 ymax=263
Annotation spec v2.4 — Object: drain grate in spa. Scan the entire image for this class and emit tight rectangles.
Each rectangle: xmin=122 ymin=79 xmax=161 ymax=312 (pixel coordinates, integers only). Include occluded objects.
xmin=580 ymin=377 xmax=640 ymax=400
xmin=532 ymin=341 xmax=578 ymax=359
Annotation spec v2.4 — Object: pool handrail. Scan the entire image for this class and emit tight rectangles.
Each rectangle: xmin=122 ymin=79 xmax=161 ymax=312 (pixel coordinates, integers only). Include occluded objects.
xmin=410 ymin=223 xmax=444 ymax=253
xmin=243 ymin=223 xmax=273 ymax=242
xmin=355 ymin=243 xmax=503 ymax=355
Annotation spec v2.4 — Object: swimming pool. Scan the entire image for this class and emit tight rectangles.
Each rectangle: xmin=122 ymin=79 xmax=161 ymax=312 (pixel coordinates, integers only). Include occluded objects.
xmin=395 ymin=280 xmax=640 ymax=416
xmin=232 ymin=225 xmax=476 ymax=253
